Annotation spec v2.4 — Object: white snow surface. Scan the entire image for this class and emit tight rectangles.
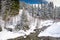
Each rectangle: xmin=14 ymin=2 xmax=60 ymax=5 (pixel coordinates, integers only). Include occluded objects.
xmin=0 ymin=9 xmax=38 ymax=40
xmin=38 ymin=20 xmax=53 ymax=29
xmin=0 ymin=9 xmax=54 ymax=40
xmin=38 ymin=22 xmax=60 ymax=37
xmin=0 ymin=30 xmax=25 ymax=40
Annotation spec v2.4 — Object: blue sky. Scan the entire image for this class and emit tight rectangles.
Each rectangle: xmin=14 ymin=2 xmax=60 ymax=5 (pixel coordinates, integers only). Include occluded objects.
xmin=20 ymin=0 xmax=48 ymax=4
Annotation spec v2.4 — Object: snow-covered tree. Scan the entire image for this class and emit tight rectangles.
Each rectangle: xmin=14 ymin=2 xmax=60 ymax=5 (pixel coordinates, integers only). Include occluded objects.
xmin=1 ymin=0 xmax=19 ymax=31
xmin=48 ymin=2 xmax=54 ymax=19
xmin=15 ymin=8 xmax=29 ymax=31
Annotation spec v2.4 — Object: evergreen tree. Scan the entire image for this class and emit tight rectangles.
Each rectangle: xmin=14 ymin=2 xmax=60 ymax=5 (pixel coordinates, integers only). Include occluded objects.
xmin=15 ymin=8 xmax=29 ymax=31
xmin=20 ymin=9 xmax=29 ymax=31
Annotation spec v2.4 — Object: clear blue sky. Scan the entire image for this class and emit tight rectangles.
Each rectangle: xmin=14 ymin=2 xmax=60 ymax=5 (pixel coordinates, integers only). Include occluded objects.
xmin=20 ymin=0 xmax=48 ymax=4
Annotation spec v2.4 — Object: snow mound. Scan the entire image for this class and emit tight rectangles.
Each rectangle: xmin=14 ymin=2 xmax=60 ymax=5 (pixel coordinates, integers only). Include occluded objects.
xmin=38 ymin=22 xmax=60 ymax=37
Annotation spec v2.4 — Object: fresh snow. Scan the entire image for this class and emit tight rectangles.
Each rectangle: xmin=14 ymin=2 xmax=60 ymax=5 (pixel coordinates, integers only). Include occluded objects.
xmin=0 ymin=9 xmax=55 ymax=40
xmin=38 ymin=22 xmax=60 ymax=37
xmin=0 ymin=30 xmax=25 ymax=40
xmin=25 ymin=18 xmax=37 ymax=35
xmin=0 ymin=18 xmax=37 ymax=40
xmin=38 ymin=20 xmax=53 ymax=29
xmin=0 ymin=9 xmax=38 ymax=40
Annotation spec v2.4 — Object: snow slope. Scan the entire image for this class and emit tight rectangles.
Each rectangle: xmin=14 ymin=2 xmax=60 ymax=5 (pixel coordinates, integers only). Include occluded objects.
xmin=0 ymin=9 xmax=54 ymax=40
xmin=38 ymin=22 xmax=60 ymax=37
xmin=0 ymin=9 xmax=38 ymax=40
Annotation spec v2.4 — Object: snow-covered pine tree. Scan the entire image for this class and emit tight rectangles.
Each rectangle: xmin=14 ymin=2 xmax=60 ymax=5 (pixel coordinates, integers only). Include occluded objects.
xmin=15 ymin=8 xmax=29 ymax=31
xmin=48 ymin=2 xmax=54 ymax=19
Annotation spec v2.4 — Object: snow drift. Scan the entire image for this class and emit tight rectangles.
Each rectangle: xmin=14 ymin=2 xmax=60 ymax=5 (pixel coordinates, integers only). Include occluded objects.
xmin=38 ymin=22 xmax=60 ymax=37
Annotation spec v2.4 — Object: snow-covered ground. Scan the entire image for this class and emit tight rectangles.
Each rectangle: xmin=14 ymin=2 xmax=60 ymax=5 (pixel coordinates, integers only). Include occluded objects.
xmin=38 ymin=22 xmax=60 ymax=37
xmin=0 ymin=9 xmax=57 ymax=40
xmin=0 ymin=30 xmax=25 ymax=40
xmin=0 ymin=9 xmax=38 ymax=40
xmin=38 ymin=20 xmax=54 ymax=29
